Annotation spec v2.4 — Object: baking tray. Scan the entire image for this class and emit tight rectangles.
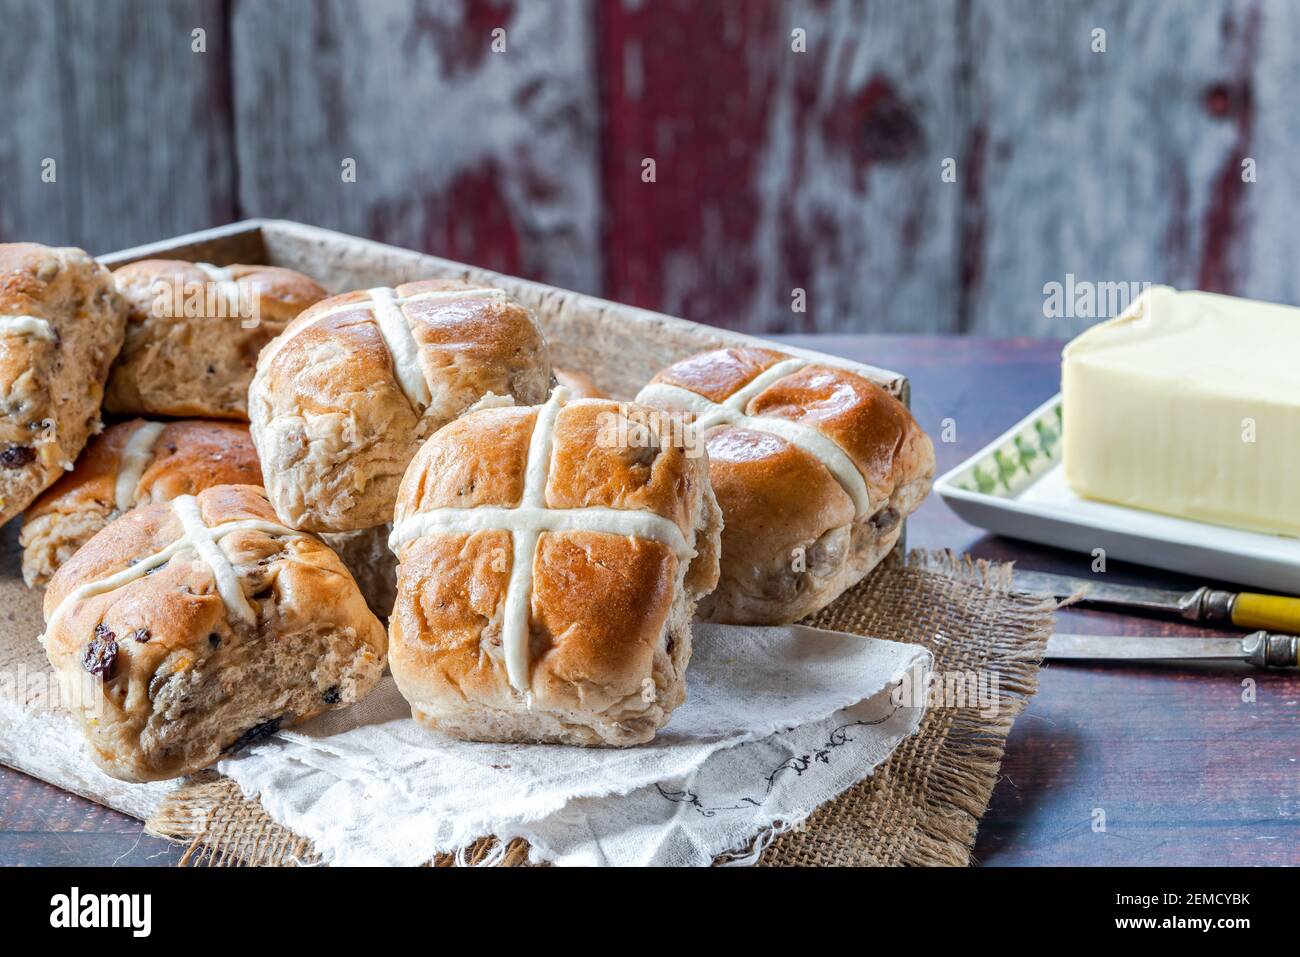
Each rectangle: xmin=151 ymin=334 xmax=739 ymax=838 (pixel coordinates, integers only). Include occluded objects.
xmin=1 ymin=219 xmax=914 ymax=828
xmin=97 ymin=219 xmax=910 ymax=404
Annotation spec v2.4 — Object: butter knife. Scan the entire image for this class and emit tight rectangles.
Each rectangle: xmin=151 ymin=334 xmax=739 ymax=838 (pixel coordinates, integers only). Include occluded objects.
xmin=1013 ymin=569 xmax=1300 ymax=634
xmin=1046 ymin=631 xmax=1299 ymax=669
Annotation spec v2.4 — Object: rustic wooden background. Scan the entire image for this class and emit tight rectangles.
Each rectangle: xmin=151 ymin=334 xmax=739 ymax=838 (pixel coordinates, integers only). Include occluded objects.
xmin=1 ymin=0 xmax=1295 ymax=337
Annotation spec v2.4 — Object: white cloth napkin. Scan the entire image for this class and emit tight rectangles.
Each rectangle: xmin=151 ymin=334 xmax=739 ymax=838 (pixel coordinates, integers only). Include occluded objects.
xmin=218 ymin=624 xmax=931 ymax=867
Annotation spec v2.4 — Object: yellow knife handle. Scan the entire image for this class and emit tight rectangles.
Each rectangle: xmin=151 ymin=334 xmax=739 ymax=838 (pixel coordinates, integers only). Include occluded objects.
xmin=1231 ymin=593 xmax=1300 ymax=634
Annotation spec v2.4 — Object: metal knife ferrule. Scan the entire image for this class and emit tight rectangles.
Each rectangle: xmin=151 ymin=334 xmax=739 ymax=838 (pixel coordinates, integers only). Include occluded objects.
xmin=1179 ymin=586 xmax=1238 ymax=624
xmin=1243 ymin=631 xmax=1300 ymax=669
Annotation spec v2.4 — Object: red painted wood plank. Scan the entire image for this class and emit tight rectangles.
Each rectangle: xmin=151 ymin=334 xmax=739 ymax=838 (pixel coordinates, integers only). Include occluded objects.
xmin=597 ymin=0 xmax=782 ymax=320
xmin=1196 ymin=4 xmax=1261 ymax=294
xmin=597 ymin=0 xmax=963 ymax=334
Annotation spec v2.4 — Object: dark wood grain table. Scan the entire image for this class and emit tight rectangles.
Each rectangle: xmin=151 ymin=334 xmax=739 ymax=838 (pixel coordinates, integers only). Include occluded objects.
xmin=2 ymin=335 xmax=1296 ymax=866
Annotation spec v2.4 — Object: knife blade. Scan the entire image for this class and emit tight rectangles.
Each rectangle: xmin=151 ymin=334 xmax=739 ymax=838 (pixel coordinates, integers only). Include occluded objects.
xmin=1012 ymin=569 xmax=1300 ymax=635
xmin=1045 ymin=631 xmax=1299 ymax=669
xmin=1014 ymin=570 xmax=1190 ymax=614
xmin=1047 ymin=634 xmax=1248 ymax=661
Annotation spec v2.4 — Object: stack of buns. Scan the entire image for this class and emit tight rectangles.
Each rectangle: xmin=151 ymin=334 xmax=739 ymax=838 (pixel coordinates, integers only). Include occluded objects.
xmin=0 ymin=241 xmax=932 ymax=783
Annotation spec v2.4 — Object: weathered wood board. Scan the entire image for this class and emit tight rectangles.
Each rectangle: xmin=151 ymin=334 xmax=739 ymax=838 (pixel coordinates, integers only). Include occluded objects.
xmin=3 ymin=0 xmax=1299 ymax=336
xmin=229 ymin=0 xmax=604 ymax=296
xmin=0 ymin=0 xmax=236 ymax=251
xmin=959 ymin=0 xmax=1292 ymax=338
xmin=596 ymin=0 xmax=1299 ymax=336
xmin=598 ymin=0 xmax=965 ymax=336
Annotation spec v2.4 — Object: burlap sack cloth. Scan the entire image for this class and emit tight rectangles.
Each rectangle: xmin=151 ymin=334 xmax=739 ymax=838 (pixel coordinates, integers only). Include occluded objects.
xmin=146 ymin=550 xmax=1054 ymax=866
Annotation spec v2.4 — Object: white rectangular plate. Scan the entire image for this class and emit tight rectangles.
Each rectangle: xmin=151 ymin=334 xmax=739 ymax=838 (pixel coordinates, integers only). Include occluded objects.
xmin=935 ymin=395 xmax=1300 ymax=592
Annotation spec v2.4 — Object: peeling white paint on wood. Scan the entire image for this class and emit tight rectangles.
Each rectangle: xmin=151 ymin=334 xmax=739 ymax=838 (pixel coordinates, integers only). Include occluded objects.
xmin=1 ymin=0 xmax=1296 ymax=338
xmin=230 ymin=0 xmax=604 ymax=295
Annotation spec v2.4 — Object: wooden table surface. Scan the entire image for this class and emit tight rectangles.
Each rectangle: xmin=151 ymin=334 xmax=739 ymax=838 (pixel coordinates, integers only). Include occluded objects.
xmin=2 ymin=334 xmax=1296 ymax=866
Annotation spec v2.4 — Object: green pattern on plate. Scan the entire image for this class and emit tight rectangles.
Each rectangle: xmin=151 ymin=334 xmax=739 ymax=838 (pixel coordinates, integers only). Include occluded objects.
xmin=955 ymin=400 xmax=1063 ymax=497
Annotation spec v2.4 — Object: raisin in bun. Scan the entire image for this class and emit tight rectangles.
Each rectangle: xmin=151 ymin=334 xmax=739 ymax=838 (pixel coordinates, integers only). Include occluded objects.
xmin=106 ymin=260 xmax=327 ymax=420
xmin=249 ymin=280 xmax=552 ymax=532
xmin=0 ymin=243 xmax=126 ymax=528
xmin=388 ymin=387 xmax=722 ymax=746
xmin=42 ymin=484 xmax=387 ymax=782
xmin=637 ymin=348 xmax=934 ymax=624
xmin=21 ymin=419 xmax=261 ymax=587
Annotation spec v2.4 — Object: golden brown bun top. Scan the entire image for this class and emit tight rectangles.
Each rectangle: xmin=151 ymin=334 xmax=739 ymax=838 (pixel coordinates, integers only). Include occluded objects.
xmin=43 ymin=484 xmax=281 ymax=621
xmin=649 ymin=346 xmax=927 ymax=509
xmin=704 ymin=423 xmax=856 ymax=527
xmin=112 ymin=260 xmax=328 ymax=324
xmin=26 ymin=419 xmax=262 ymax=522
xmin=260 ymin=279 xmax=548 ymax=409
xmin=395 ymin=397 xmax=700 ymax=541
xmin=0 ymin=242 xmax=120 ymax=327
xmin=652 ymin=346 xmax=789 ymax=402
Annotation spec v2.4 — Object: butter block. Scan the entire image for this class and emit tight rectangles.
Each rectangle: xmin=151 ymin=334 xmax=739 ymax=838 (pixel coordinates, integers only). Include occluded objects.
xmin=1062 ymin=286 xmax=1300 ymax=536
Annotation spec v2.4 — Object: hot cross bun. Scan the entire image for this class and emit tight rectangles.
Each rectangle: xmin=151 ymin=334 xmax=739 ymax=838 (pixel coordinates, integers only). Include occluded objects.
xmin=638 ymin=348 xmax=934 ymax=624
xmin=21 ymin=419 xmax=261 ymax=587
xmin=107 ymin=260 xmax=327 ymax=420
xmin=0 ymin=243 xmax=126 ymax=529
xmin=249 ymin=280 xmax=552 ymax=532
xmin=42 ymin=484 xmax=387 ymax=782
xmin=387 ymin=387 xmax=722 ymax=746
